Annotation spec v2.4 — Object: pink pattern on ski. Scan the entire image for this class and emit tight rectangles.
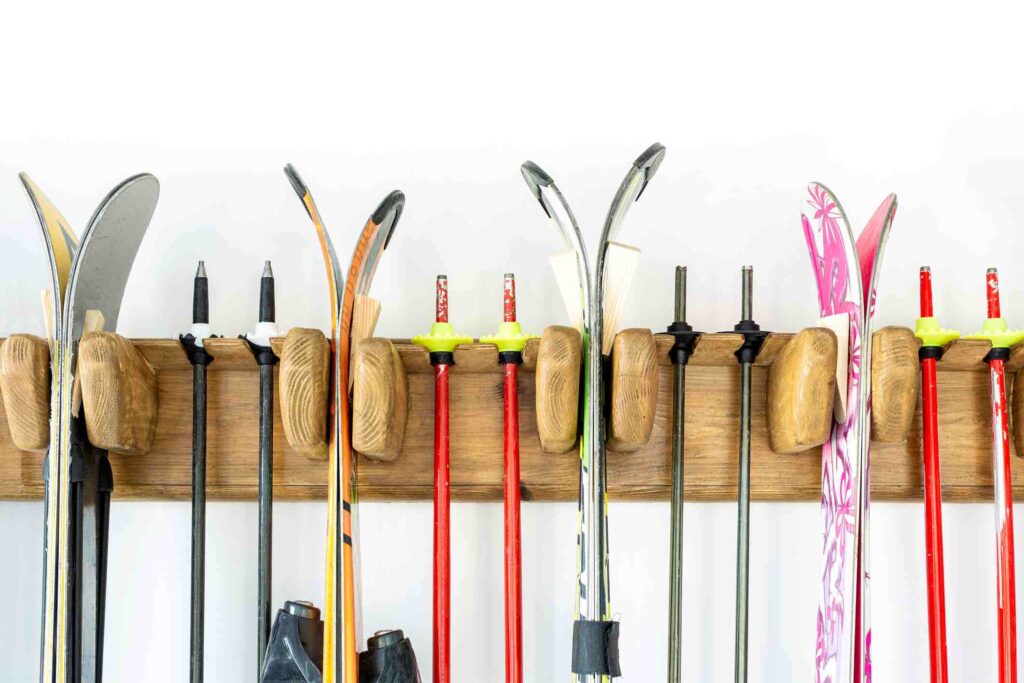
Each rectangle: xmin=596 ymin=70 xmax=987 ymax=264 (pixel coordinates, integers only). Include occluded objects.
xmin=802 ymin=184 xmax=863 ymax=683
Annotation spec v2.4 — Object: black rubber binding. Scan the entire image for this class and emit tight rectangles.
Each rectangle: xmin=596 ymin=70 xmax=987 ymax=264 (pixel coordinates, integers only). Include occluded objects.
xmin=429 ymin=351 xmax=455 ymax=367
xmin=571 ymin=619 xmax=622 ymax=677
xmin=985 ymin=346 xmax=1011 ymax=364
xmin=733 ymin=319 xmax=769 ymax=365
xmin=667 ymin=320 xmax=699 ymax=366
xmin=179 ymin=334 xmax=215 ymax=366
xmin=498 ymin=350 xmax=523 ymax=366
xmin=259 ymin=602 xmax=324 ymax=682
xmin=919 ymin=345 xmax=943 ymax=361
xmin=244 ymin=337 xmax=281 ymax=367
xmin=358 ymin=629 xmax=421 ymax=683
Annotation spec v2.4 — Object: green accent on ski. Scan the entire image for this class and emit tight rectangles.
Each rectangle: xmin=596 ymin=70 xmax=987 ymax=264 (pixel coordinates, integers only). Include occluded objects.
xmin=480 ymin=322 xmax=537 ymax=353
xmin=412 ymin=322 xmax=472 ymax=353
xmin=965 ymin=317 xmax=1024 ymax=348
xmin=914 ymin=317 xmax=960 ymax=348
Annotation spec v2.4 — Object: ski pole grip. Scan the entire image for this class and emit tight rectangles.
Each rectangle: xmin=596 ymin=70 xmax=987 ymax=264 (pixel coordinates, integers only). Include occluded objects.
xmin=607 ymin=328 xmax=658 ymax=452
xmin=352 ymin=337 xmax=408 ymax=462
xmin=766 ymin=327 xmax=837 ymax=454
xmin=871 ymin=326 xmax=920 ymax=443
xmin=78 ymin=332 xmax=158 ymax=455
xmin=280 ymin=328 xmax=330 ymax=461
xmin=535 ymin=325 xmax=582 ymax=454
xmin=0 ymin=334 xmax=51 ymax=452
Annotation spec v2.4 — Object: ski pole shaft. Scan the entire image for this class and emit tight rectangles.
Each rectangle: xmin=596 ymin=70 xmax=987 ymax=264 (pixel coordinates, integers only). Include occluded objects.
xmin=734 ymin=265 xmax=762 ymax=683
xmin=918 ymin=267 xmax=949 ymax=683
xmin=501 ymin=274 xmax=523 ymax=683
xmin=433 ymin=274 xmax=452 ymax=683
xmin=667 ymin=266 xmax=688 ymax=683
xmin=190 ymin=360 xmax=208 ymax=683
xmin=257 ymin=361 xmax=274 ymax=668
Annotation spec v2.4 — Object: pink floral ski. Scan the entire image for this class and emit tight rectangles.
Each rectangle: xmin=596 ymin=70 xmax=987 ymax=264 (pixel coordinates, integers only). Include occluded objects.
xmin=801 ymin=184 xmax=896 ymax=683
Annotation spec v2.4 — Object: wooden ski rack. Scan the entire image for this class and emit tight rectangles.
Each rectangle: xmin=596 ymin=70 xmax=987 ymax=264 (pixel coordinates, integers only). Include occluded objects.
xmin=0 ymin=329 xmax=1022 ymax=502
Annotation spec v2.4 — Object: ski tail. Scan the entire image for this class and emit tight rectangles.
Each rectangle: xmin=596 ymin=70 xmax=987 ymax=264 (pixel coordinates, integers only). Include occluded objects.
xmin=851 ymin=194 xmax=898 ymax=683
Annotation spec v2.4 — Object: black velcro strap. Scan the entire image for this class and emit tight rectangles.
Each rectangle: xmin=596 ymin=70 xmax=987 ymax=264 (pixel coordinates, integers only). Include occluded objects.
xmin=571 ymin=619 xmax=621 ymax=677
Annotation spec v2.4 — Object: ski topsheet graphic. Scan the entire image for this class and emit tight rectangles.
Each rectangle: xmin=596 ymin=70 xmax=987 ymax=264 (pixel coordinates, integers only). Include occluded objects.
xmin=24 ymin=173 xmax=159 ymax=683
xmin=283 ymin=165 xmax=405 ymax=683
xmin=521 ymin=143 xmax=665 ymax=682
xmin=801 ymin=183 xmax=895 ymax=683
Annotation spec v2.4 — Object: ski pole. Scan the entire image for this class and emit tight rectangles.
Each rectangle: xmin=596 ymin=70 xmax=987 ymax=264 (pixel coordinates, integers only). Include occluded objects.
xmin=732 ymin=266 xmax=767 ymax=683
xmin=245 ymin=261 xmax=281 ymax=672
xmin=915 ymin=266 xmax=957 ymax=683
xmin=180 ymin=261 xmax=214 ymax=682
xmin=966 ymin=267 xmax=1021 ymax=682
xmin=482 ymin=273 xmax=536 ymax=683
xmin=666 ymin=266 xmax=698 ymax=683
xmin=413 ymin=275 xmax=470 ymax=683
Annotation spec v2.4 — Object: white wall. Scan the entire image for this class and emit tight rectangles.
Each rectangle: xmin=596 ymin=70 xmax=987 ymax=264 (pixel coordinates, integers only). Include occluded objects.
xmin=1 ymin=1 xmax=1023 ymax=680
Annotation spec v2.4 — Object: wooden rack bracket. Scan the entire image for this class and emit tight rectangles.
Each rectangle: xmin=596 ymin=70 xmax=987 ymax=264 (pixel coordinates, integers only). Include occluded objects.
xmin=279 ymin=328 xmax=330 ymax=461
xmin=534 ymin=325 xmax=582 ymax=454
xmin=352 ymin=337 xmax=408 ymax=462
xmin=766 ymin=327 xmax=837 ymax=454
xmin=608 ymin=328 xmax=659 ymax=452
xmin=0 ymin=329 xmax=1022 ymax=502
xmin=0 ymin=334 xmax=50 ymax=452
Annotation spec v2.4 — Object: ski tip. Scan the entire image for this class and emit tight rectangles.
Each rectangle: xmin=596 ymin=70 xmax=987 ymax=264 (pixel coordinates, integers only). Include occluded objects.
xmin=520 ymin=161 xmax=553 ymax=189
xmin=196 ymin=261 xmax=207 ymax=279
xmin=371 ymin=190 xmax=405 ymax=250
xmin=283 ymin=163 xmax=308 ymax=199
xmin=262 ymin=260 xmax=274 ymax=278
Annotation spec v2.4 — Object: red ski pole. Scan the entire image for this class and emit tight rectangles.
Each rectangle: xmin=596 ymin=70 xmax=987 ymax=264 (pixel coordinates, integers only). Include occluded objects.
xmin=915 ymin=267 xmax=958 ymax=683
xmin=413 ymin=275 xmax=470 ymax=683
xmin=967 ymin=267 xmax=1021 ymax=682
xmin=483 ymin=274 xmax=536 ymax=683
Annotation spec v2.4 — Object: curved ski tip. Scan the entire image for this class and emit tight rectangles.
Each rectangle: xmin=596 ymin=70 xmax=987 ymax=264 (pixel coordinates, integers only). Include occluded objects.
xmin=110 ymin=173 xmax=160 ymax=208
xmin=371 ymin=189 xmax=405 ymax=250
xmin=520 ymin=161 xmax=553 ymax=189
xmin=633 ymin=142 xmax=666 ymax=174
xmin=283 ymin=163 xmax=308 ymax=199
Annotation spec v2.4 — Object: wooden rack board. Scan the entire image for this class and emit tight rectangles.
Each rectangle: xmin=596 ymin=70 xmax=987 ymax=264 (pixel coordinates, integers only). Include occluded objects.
xmin=0 ymin=332 xmax=1022 ymax=502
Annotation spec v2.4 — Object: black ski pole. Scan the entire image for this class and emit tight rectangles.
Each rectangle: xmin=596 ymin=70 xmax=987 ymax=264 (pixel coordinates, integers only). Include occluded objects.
xmin=180 ymin=261 xmax=214 ymax=682
xmin=666 ymin=266 xmax=698 ymax=682
xmin=245 ymin=261 xmax=280 ymax=672
xmin=732 ymin=266 xmax=767 ymax=683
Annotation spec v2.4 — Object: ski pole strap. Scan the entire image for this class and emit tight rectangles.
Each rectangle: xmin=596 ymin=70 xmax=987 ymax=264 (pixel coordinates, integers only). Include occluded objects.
xmin=179 ymin=334 xmax=215 ymax=366
xmin=733 ymin=320 xmax=769 ymax=365
xmin=571 ymin=619 xmax=622 ymax=677
xmin=667 ymin=321 xmax=699 ymax=366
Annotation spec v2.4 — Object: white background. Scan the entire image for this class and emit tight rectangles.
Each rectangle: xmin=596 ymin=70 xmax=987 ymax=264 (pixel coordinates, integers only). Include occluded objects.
xmin=1 ymin=1 xmax=1023 ymax=680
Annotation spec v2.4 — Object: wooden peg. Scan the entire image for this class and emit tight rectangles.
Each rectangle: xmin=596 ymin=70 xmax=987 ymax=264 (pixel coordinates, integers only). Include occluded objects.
xmin=352 ymin=337 xmax=408 ymax=462
xmin=0 ymin=334 xmax=52 ymax=452
xmin=535 ymin=325 xmax=582 ymax=454
xmin=871 ymin=326 xmax=920 ymax=443
xmin=766 ymin=327 xmax=837 ymax=454
xmin=1012 ymin=370 xmax=1024 ymax=458
xmin=280 ymin=328 xmax=331 ymax=461
xmin=79 ymin=332 xmax=158 ymax=455
xmin=607 ymin=328 xmax=659 ymax=452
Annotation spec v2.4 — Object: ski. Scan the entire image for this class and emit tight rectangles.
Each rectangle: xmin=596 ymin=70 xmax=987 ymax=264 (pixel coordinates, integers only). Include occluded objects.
xmin=915 ymin=266 xmax=957 ymax=682
xmin=19 ymin=174 xmax=80 ymax=683
xmin=279 ymin=165 xmax=417 ymax=683
xmin=179 ymin=261 xmax=214 ymax=683
xmin=801 ymin=184 xmax=895 ymax=683
xmin=29 ymin=173 xmax=159 ymax=683
xmin=521 ymin=143 xmax=665 ymax=682
xmin=965 ymin=268 xmax=1021 ymax=681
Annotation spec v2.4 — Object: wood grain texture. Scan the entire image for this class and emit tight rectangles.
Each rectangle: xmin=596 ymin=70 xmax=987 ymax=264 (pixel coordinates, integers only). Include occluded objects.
xmin=1013 ymin=370 xmax=1024 ymax=461
xmin=352 ymin=337 xmax=408 ymax=462
xmin=871 ymin=326 xmax=921 ymax=443
xmin=534 ymin=326 xmax=581 ymax=454
xmin=766 ymin=327 xmax=837 ymax=454
xmin=0 ymin=335 xmax=51 ymax=451
xmin=279 ymin=328 xmax=330 ymax=461
xmin=79 ymin=331 xmax=158 ymax=455
xmin=607 ymin=328 xmax=658 ymax=452
xmin=0 ymin=332 xmax=1021 ymax=502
